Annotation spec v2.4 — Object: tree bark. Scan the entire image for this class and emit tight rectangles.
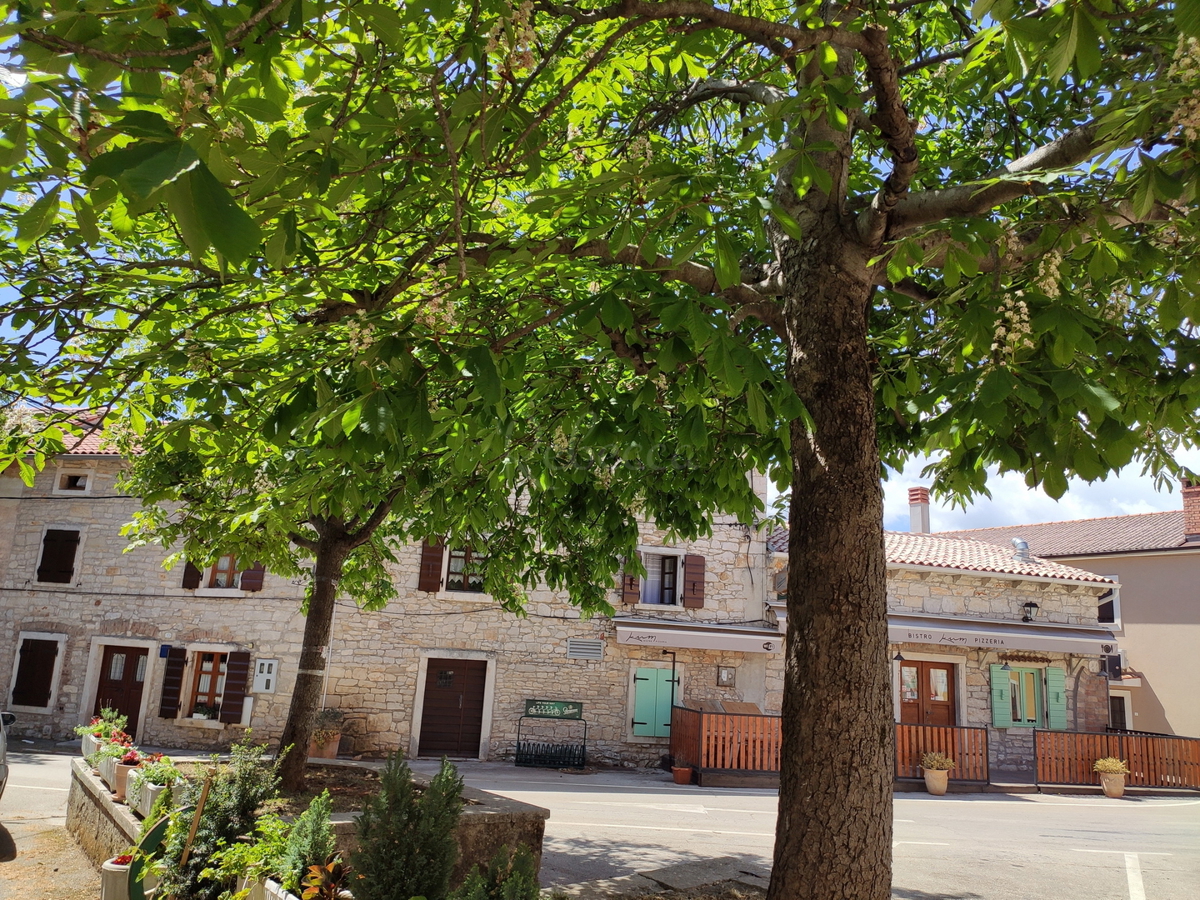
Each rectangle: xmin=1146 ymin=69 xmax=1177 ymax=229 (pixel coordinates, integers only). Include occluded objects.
xmin=277 ymin=535 xmax=352 ymax=792
xmin=767 ymin=221 xmax=892 ymax=900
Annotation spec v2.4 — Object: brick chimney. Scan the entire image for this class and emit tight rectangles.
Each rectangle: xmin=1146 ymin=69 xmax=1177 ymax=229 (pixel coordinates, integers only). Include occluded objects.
xmin=1184 ymin=479 xmax=1200 ymax=539
xmin=908 ymin=486 xmax=931 ymax=534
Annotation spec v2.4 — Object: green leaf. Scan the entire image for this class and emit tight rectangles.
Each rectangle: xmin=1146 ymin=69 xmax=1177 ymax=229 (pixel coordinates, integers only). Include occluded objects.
xmin=117 ymin=111 xmax=177 ymax=140
xmin=465 ymin=346 xmax=502 ymax=406
xmin=1179 ymin=1 xmax=1200 ymax=37
xmin=186 ymin=164 xmax=262 ymax=266
xmin=164 ymin=178 xmax=211 ymax=259
xmin=1074 ymin=10 xmax=1103 ymax=79
xmin=770 ymin=203 xmax=803 ymax=241
xmin=16 ymin=188 xmax=60 ymax=251
xmin=713 ymin=229 xmax=740 ymax=290
xmin=120 ymin=141 xmax=202 ymax=201
xmin=233 ymin=98 xmax=286 ymax=123
xmin=70 ymin=192 xmax=99 ymax=244
xmin=1047 ymin=17 xmax=1078 ymax=81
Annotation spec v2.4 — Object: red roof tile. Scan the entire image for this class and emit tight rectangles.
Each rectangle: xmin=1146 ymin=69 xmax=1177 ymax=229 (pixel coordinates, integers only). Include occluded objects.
xmin=936 ymin=511 xmax=1187 ymax=557
xmin=62 ymin=426 xmax=120 ymax=455
xmin=768 ymin=528 xmax=1113 ymax=583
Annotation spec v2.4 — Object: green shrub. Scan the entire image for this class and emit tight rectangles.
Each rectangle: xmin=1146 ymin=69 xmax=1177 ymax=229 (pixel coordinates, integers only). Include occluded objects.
xmin=351 ymin=753 xmax=463 ymax=900
xmin=139 ymin=784 xmax=174 ymax=840
xmin=450 ymin=845 xmax=539 ymax=900
xmin=201 ymin=812 xmax=291 ymax=893
xmin=279 ymin=789 xmax=335 ymax=893
xmin=157 ymin=733 xmax=281 ymax=900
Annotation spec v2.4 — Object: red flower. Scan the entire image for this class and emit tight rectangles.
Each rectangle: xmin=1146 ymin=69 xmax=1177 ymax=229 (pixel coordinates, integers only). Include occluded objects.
xmin=112 ymin=855 xmax=134 ymax=866
xmin=120 ymin=750 xmax=141 ymax=765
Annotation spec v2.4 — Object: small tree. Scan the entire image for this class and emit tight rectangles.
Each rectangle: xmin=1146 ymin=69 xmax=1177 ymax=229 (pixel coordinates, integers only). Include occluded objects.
xmin=351 ymin=754 xmax=464 ymax=900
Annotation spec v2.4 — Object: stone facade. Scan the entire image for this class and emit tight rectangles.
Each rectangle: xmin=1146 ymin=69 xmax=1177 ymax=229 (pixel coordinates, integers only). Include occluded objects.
xmin=0 ymin=457 xmax=784 ymax=764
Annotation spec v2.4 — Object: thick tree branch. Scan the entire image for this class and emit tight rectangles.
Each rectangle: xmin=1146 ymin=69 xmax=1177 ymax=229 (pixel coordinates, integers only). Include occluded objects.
xmin=888 ymin=121 xmax=1101 ymax=234
xmin=856 ymin=25 xmax=920 ymax=249
xmin=684 ymin=78 xmax=788 ymax=106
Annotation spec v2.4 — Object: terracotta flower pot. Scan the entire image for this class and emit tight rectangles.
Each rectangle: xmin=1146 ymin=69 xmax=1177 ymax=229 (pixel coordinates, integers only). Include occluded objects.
xmin=671 ymin=766 xmax=693 ymax=785
xmin=101 ymin=857 xmax=131 ymax=900
xmin=922 ymin=768 xmax=950 ymax=796
xmin=307 ymin=733 xmax=342 ymax=760
xmin=1100 ymin=772 xmax=1126 ymax=799
xmin=114 ymin=762 xmax=139 ymax=803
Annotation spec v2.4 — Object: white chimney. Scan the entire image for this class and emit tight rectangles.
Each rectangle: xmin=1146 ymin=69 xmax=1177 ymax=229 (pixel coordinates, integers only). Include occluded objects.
xmin=908 ymin=487 xmax=931 ymax=534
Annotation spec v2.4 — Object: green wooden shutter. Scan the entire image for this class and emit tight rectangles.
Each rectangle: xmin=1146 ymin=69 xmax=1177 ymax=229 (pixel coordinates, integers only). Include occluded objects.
xmin=1045 ymin=666 xmax=1068 ymax=730
xmin=632 ymin=668 xmax=658 ymax=736
xmin=990 ymin=664 xmax=1014 ymax=728
xmin=653 ymin=669 xmax=675 ymax=737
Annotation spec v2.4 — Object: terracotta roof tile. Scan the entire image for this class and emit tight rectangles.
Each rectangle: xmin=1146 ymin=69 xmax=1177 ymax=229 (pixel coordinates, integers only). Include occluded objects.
xmin=767 ymin=528 xmax=1112 ymax=583
xmin=62 ymin=426 xmax=120 ymax=455
xmin=936 ymin=511 xmax=1187 ymax=556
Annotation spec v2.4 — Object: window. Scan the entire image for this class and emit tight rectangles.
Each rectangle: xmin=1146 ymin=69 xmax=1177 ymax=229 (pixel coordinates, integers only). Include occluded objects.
xmin=1097 ymin=579 xmax=1120 ymax=625
xmin=52 ymin=469 xmax=92 ymax=495
xmin=37 ymin=529 xmax=81 ymax=584
xmin=990 ymin=665 xmax=1068 ymax=730
xmin=190 ymin=652 xmax=228 ymax=715
xmin=642 ymin=553 xmax=679 ymax=605
xmin=9 ymin=633 xmax=66 ymax=709
xmin=446 ymin=546 xmax=487 ymax=593
xmin=632 ymin=667 xmax=676 ymax=737
xmin=209 ymin=555 xmax=239 ymax=588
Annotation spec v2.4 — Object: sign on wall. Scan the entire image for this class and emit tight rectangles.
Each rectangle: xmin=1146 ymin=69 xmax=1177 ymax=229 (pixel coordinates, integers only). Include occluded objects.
xmin=524 ymin=699 xmax=584 ymax=719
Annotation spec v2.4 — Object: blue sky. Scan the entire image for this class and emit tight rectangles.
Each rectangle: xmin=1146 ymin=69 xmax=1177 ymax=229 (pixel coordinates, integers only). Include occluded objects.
xmin=880 ymin=449 xmax=1200 ymax=533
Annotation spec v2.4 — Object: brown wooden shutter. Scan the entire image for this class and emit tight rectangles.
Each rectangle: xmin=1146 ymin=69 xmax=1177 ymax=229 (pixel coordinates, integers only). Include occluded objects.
xmin=682 ymin=554 xmax=706 ymax=608
xmin=621 ymin=552 xmax=642 ymax=604
xmin=181 ymin=561 xmax=203 ymax=589
xmin=157 ymin=647 xmax=188 ymax=718
xmin=417 ymin=539 xmax=445 ymax=591
xmin=239 ymin=563 xmax=265 ymax=592
xmin=37 ymin=529 xmax=80 ymax=584
xmin=11 ymin=638 xmax=59 ymax=707
xmin=219 ymin=651 xmax=252 ymax=723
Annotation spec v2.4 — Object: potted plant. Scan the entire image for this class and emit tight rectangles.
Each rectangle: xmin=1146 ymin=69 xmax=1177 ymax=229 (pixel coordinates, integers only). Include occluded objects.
xmin=1094 ymin=757 xmax=1130 ymax=798
xmin=114 ymin=747 xmax=144 ymax=803
xmin=920 ymin=751 xmax=955 ymax=795
xmin=191 ymin=702 xmax=219 ymax=720
xmin=101 ymin=852 xmax=134 ymax=900
xmin=75 ymin=707 xmax=128 ymax=758
xmin=93 ymin=740 xmax=128 ymax=788
xmin=129 ymin=754 xmax=180 ymax=818
xmin=307 ymin=709 xmax=344 ymax=759
xmin=671 ymin=764 xmax=693 ymax=785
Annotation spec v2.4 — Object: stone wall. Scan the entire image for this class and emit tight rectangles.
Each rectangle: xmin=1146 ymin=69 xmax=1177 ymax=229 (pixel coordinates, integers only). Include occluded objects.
xmin=887 ymin=568 xmax=1107 ymax=626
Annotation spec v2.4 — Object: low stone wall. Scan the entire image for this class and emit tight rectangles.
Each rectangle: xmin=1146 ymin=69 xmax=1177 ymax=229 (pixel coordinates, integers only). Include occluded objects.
xmin=66 ymin=758 xmax=550 ymax=885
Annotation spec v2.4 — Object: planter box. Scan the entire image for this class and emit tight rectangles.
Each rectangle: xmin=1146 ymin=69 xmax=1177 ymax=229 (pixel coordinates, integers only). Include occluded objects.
xmin=236 ymin=877 xmax=268 ymax=900
xmin=265 ymin=879 xmax=300 ymax=900
xmin=141 ymin=781 xmax=169 ymax=818
xmin=82 ymin=732 xmax=102 ymax=758
xmin=101 ymin=858 xmax=131 ymax=900
xmin=99 ymin=754 xmax=118 ymax=788
xmin=114 ymin=763 xmax=139 ymax=803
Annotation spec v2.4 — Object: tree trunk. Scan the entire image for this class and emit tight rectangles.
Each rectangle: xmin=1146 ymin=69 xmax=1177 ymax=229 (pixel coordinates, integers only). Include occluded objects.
xmin=277 ymin=537 xmax=351 ymax=792
xmin=767 ymin=224 xmax=892 ymax=900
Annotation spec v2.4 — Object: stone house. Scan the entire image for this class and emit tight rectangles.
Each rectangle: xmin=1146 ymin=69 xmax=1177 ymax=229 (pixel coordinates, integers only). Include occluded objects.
xmin=938 ymin=482 xmax=1200 ymax=740
xmin=770 ymin=488 xmax=1117 ymax=779
xmin=0 ymin=439 xmax=784 ymax=766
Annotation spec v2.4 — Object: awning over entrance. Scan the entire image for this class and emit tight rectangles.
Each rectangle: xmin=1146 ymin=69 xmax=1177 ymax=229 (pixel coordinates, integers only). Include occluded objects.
xmin=613 ymin=618 xmax=782 ymax=653
xmin=889 ymin=614 xmax=1118 ymax=655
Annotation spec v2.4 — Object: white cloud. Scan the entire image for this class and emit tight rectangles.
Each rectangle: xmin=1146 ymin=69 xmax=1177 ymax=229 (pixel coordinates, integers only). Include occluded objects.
xmin=883 ymin=449 xmax=1200 ymax=533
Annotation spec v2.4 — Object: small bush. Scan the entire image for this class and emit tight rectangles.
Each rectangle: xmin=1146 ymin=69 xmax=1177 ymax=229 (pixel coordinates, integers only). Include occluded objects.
xmin=75 ymin=707 xmax=128 ymax=738
xmin=1093 ymin=757 xmax=1130 ymax=775
xmin=280 ymin=790 xmax=335 ymax=893
xmin=351 ymin=753 xmax=463 ymax=900
xmin=920 ymin=752 xmax=955 ymax=771
xmin=451 ymin=845 xmax=539 ymax=900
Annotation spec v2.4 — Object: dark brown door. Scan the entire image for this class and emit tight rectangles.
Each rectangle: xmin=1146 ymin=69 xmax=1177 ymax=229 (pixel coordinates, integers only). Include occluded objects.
xmin=418 ymin=659 xmax=487 ymax=757
xmin=94 ymin=646 xmax=149 ymax=736
xmin=899 ymin=661 xmax=956 ymax=726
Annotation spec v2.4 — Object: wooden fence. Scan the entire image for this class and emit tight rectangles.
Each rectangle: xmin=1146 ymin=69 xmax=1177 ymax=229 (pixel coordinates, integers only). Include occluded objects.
xmin=670 ymin=706 xmax=782 ymax=771
xmin=895 ymin=723 xmax=989 ymax=782
xmin=1036 ymin=730 xmax=1200 ymax=789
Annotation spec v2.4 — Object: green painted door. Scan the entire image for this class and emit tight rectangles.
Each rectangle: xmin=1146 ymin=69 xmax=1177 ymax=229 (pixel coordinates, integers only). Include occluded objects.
xmin=632 ymin=668 xmax=675 ymax=737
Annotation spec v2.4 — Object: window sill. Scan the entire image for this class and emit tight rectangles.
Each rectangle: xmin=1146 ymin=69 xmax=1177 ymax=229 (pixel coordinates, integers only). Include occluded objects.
xmin=194 ymin=588 xmax=246 ymax=598
xmin=632 ymin=603 xmax=683 ymax=611
xmin=8 ymin=704 xmax=54 ymax=715
xmin=435 ymin=590 xmax=492 ymax=603
xmin=174 ymin=717 xmax=226 ymax=729
xmin=33 ymin=581 xmax=82 ymax=591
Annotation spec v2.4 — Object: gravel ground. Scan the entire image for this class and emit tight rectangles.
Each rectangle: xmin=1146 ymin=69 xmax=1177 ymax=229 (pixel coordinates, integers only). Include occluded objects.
xmin=0 ymin=820 xmax=100 ymax=900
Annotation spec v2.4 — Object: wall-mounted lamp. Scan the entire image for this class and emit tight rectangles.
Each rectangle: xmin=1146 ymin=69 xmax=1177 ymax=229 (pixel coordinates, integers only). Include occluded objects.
xmin=893 ymin=651 xmax=906 ymax=662
xmin=1000 ymin=662 xmax=1012 ymax=671
xmin=1022 ymin=601 xmax=1041 ymax=622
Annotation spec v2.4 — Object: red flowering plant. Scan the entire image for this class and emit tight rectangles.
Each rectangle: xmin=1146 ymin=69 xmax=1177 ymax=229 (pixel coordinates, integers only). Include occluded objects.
xmin=73 ymin=708 xmax=128 ymax=740
xmin=119 ymin=748 xmax=142 ymax=766
xmin=111 ymin=854 xmax=134 ymax=866
xmin=109 ymin=730 xmax=134 ymax=747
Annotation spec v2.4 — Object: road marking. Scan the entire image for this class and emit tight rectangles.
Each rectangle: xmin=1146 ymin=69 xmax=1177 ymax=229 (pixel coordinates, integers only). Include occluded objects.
xmin=1125 ymin=853 xmax=1145 ymax=900
xmin=1070 ymin=850 xmax=1171 ymax=855
xmin=6 ymin=784 xmax=69 ymax=791
xmin=893 ymin=841 xmax=950 ymax=848
xmin=898 ymin=797 xmax=1200 ymax=808
xmin=553 ymin=821 xmax=776 ymax=837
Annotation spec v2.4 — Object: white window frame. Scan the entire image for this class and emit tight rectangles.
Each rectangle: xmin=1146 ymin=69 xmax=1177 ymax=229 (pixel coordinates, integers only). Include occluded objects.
xmin=635 ymin=546 xmax=687 ymax=607
xmin=51 ymin=466 xmax=94 ymax=496
xmin=1097 ymin=577 xmax=1121 ymax=628
xmin=33 ymin=523 xmax=88 ymax=589
xmin=433 ymin=546 xmax=491 ymax=602
xmin=1109 ymin=689 xmax=1134 ymax=730
xmin=172 ymin=642 xmax=248 ymax=728
xmin=194 ymin=556 xmax=249 ymax=597
xmin=8 ymin=631 xmax=68 ymax=714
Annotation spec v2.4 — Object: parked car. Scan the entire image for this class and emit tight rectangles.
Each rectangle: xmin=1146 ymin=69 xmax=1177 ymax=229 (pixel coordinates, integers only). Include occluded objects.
xmin=0 ymin=711 xmax=14 ymax=801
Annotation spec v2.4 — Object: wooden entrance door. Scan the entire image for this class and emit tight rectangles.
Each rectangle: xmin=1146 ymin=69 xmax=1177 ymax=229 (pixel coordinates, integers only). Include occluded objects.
xmin=418 ymin=659 xmax=487 ymax=758
xmin=899 ymin=661 xmax=956 ymax=726
xmin=93 ymin=646 xmax=149 ymax=736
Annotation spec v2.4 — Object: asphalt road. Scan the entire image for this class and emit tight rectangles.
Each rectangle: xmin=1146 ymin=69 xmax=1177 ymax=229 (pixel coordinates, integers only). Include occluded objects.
xmin=2 ymin=751 xmax=1196 ymax=900
xmin=413 ymin=761 xmax=1200 ymax=899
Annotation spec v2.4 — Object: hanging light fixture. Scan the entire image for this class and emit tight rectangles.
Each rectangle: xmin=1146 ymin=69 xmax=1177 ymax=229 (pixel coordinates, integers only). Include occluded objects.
xmin=1000 ymin=661 xmax=1012 ymax=671
xmin=1022 ymin=601 xmax=1041 ymax=622
xmin=893 ymin=651 xmax=906 ymax=662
